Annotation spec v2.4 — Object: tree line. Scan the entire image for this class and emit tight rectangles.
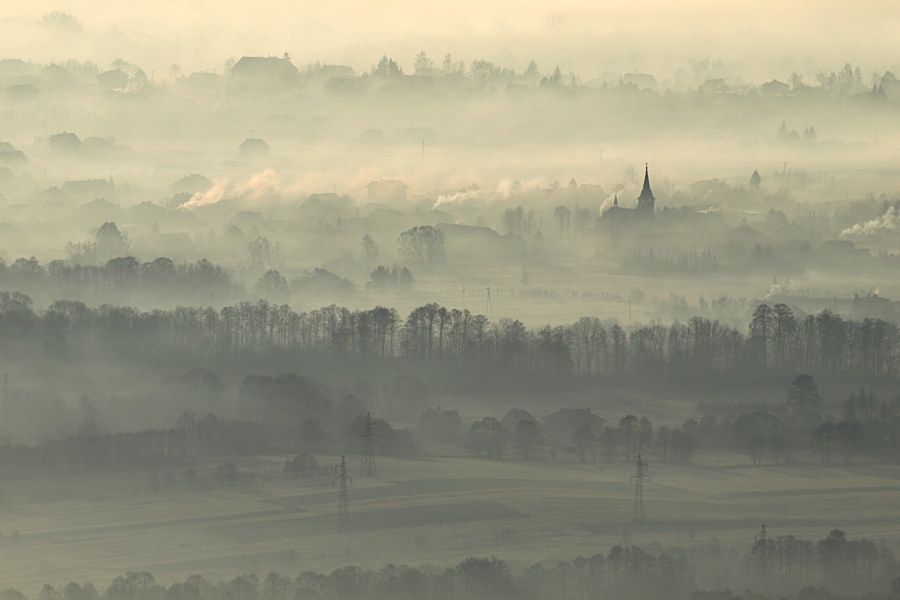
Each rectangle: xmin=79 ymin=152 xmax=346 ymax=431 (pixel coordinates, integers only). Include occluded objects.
xmin=1 ymin=293 xmax=899 ymax=379
xmin=0 ymin=256 xmax=239 ymax=306
xmin=6 ymin=530 xmax=900 ymax=600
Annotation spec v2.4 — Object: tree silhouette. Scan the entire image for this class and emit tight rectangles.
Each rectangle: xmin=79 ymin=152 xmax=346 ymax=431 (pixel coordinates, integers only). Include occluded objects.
xmin=360 ymin=234 xmax=379 ymax=271
xmin=513 ymin=419 xmax=541 ymax=459
xmin=397 ymin=226 xmax=446 ymax=271
xmin=571 ymin=424 xmax=595 ymax=461
xmin=787 ymin=374 xmax=821 ymax=417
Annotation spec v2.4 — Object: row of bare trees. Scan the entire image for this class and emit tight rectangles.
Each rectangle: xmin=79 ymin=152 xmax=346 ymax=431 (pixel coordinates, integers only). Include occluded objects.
xmin=13 ymin=531 xmax=900 ymax=600
xmin=2 ymin=295 xmax=900 ymax=377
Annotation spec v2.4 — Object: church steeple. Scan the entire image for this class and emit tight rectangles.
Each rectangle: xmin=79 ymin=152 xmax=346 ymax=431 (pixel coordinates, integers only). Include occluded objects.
xmin=637 ymin=163 xmax=655 ymax=213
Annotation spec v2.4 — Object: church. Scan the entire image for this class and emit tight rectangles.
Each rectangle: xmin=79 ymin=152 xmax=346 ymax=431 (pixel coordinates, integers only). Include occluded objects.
xmin=600 ymin=164 xmax=655 ymax=226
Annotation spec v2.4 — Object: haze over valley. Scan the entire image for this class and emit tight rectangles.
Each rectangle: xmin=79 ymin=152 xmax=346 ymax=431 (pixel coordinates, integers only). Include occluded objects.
xmin=1 ymin=3 xmax=900 ymax=600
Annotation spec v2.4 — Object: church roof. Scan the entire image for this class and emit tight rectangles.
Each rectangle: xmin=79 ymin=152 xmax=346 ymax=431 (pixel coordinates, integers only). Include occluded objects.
xmin=638 ymin=164 xmax=654 ymax=201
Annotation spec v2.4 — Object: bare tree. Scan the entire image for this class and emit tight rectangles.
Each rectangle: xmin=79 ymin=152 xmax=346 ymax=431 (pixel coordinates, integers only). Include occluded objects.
xmin=397 ymin=226 xmax=446 ymax=271
xmin=360 ymin=234 xmax=379 ymax=271
xmin=571 ymin=424 xmax=595 ymax=461
xmin=787 ymin=374 xmax=821 ymax=417
xmin=554 ymin=205 xmax=571 ymax=235
xmin=513 ymin=419 xmax=541 ymax=459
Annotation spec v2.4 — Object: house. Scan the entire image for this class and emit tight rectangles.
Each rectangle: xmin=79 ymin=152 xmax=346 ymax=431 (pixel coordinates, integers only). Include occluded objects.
xmin=622 ymin=73 xmax=658 ymax=90
xmin=436 ymin=222 xmax=500 ymax=243
xmin=230 ymin=56 xmax=299 ymax=89
xmin=760 ymin=79 xmax=791 ymax=95
xmin=171 ymin=174 xmax=212 ymax=195
xmin=419 ymin=407 xmax=463 ymax=440
xmin=37 ymin=187 xmax=71 ymax=203
xmin=290 ymin=269 xmax=354 ymax=296
xmin=240 ymin=138 xmax=269 ymax=158
xmin=97 ymin=69 xmax=129 ymax=91
xmin=41 ymin=64 xmax=69 ymax=84
xmin=298 ymin=194 xmax=344 ymax=223
xmin=167 ymin=192 xmax=194 ymax=210
xmin=499 ymin=408 xmax=537 ymax=431
xmin=852 ymin=292 xmax=896 ymax=321
xmin=62 ymin=179 xmax=115 ymax=199
xmin=126 ymin=201 xmax=166 ymax=224
xmin=324 ymin=77 xmax=358 ymax=94
xmin=0 ymin=59 xmax=33 ymax=75
xmin=0 ymin=151 xmax=24 ymax=165
xmin=49 ymin=132 xmax=82 ymax=154
xmin=79 ymin=198 xmax=125 ymax=223
xmin=0 ymin=141 xmax=25 ymax=165
xmin=5 ymin=84 xmax=39 ymax=102
xmin=541 ymin=408 xmax=606 ymax=440
xmin=184 ymin=72 xmax=220 ymax=90
xmin=816 ymin=240 xmax=870 ymax=266
xmin=82 ymin=137 xmax=117 ymax=156
xmin=319 ymin=65 xmax=356 ymax=80
xmin=701 ymin=78 xmax=733 ymax=94
xmin=366 ymin=179 xmax=409 ymax=203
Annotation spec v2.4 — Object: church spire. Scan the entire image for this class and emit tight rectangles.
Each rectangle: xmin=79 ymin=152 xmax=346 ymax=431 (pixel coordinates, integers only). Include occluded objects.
xmin=637 ymin=163 xmax=655 ymax=212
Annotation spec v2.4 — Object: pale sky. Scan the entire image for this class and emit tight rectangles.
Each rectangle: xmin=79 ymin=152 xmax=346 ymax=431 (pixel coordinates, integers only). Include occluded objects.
xmin=2 ymin=0 xmax=899 ymax=81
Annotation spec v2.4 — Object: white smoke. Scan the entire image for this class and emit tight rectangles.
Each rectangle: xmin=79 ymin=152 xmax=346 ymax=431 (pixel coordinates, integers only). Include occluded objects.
xmin=233 ymin=168 xmax=282 ymax=205
xmin=432 ymin=187 xmax=490 ymax=209
xmin=177 ymin=167 xmax=396 ymax=210
xmin=599 ymin=193 xmax=618 ymax=214
xmin=841 ymin=207 xmax=900 ymax=238
xmin=179 ymin=178 xmax=229 ymax=210
xmin=764 ymin=280 xmax=782 ymax=302
xmin=432 ymin=178 xmax=545 ymax=210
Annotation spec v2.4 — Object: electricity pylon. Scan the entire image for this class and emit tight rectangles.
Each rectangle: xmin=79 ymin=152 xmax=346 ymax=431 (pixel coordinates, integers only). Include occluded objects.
xmin=360 ymin=413 xmax=376 ymax=476
xmin=631 ymin=454 xmax=650 ymax=522
xmin=333 ymin=456 xmax=352 ymax=530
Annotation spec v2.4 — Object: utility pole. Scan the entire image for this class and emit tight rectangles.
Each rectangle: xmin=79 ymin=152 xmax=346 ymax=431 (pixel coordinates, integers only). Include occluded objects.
xmin=486 ymin=287 xmax=493 ymax=316
xmin=333 ymin=456 xmax=352 ymax=530
xmin=360 ymin=413 xmax=376 ymax=476
xmin=631 ymin=454 xmax=650 ymax=522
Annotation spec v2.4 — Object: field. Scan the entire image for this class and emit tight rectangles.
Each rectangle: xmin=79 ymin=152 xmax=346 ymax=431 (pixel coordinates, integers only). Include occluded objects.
xmin=3 ymin=446 xmax=900 ymax=591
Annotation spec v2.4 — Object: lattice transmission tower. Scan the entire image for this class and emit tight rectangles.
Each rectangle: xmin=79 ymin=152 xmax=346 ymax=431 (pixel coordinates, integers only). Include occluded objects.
xmin=631 ymin=454 xmax=650 ymax=522
xmin=333 ymin=455 xmax=352 ymax=530
xmin=360 ymin=413 xmax=376 ymax=476
xmin=1 ymin=374 xmax=8 ymax=436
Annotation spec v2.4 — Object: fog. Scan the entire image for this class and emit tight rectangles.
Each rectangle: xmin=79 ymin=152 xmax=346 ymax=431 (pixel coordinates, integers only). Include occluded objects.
xmin=3 ymin=3 xmax=900 ymax=600
xmin=4 ymin=1 xmax=900 ymax=80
